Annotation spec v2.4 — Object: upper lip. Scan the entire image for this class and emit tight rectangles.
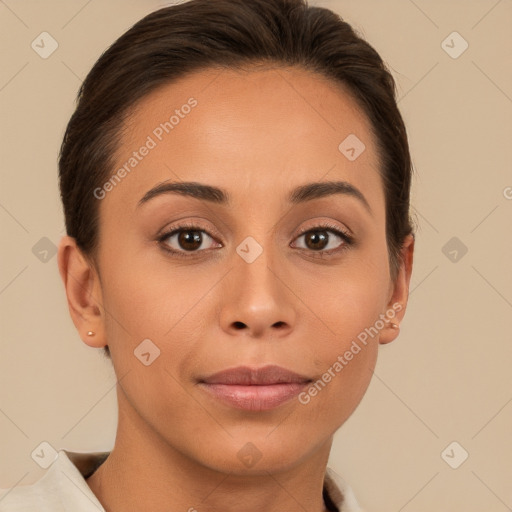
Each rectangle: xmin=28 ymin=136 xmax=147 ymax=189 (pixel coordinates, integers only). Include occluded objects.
xmin=200 ymin=365 xmax=312 ymax=385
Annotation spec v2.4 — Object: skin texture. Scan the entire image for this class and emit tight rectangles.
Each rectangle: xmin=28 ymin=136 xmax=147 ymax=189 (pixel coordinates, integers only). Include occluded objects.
xmin=58 ymin=65 xmax=414 ymax=512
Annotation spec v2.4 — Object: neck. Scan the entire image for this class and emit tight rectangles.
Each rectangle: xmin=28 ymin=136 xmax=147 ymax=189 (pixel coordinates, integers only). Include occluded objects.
xmin=86 ymin=387 xmax=334 ymax=512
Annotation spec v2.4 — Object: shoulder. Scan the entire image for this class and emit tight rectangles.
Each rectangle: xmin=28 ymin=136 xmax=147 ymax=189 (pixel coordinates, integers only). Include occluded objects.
xmin=0 ymin=450 xmax=108 ymax=512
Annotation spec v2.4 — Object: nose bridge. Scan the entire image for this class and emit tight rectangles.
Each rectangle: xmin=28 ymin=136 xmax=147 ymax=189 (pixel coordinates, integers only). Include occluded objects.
xmin=218 ymin=235 xmax=296 ymax=338
xmin=236 ymin=238 xmax=279 ymax=298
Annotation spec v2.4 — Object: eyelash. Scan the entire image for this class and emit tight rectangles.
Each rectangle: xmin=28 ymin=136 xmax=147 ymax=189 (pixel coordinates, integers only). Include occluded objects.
xmin=157 ymin=221 xmax=355 ymax=259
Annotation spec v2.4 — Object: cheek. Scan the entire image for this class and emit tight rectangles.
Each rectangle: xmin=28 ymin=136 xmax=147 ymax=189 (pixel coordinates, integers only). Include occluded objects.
xmin=290 ymin=252 xmax=388 ymax=418
xmin=292 ymin=247 xmax=390 ymax=345
xmin=298 ymin=343 xmax=377 ymax=432
xmin=98 ymin=246 xmax=219 ymax=360
xmin=293 ymin=272 xmax=384 ymax=420
xmin=299 ymin=288 xmax=381 ymax=414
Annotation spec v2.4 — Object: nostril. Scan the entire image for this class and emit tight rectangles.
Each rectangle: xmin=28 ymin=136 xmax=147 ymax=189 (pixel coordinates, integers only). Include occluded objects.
xmin=273 ymin=321 xmax=285 ymax=328
xmin=233 ymin=321 xmax=246 ymax=330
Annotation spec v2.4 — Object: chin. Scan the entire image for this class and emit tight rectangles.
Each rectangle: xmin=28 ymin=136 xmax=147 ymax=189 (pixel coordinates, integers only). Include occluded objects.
xmin=187 ymin=427 xmax=328 ymax=476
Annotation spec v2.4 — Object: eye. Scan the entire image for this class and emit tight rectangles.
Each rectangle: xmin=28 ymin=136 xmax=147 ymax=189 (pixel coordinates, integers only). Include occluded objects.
xmin=158 ymin=223 xmax=221 ymax=256
xmin=157 ymin=221 xmax=354 ymax=259
xmin=292 ymin=223 xmax=354 ymax=255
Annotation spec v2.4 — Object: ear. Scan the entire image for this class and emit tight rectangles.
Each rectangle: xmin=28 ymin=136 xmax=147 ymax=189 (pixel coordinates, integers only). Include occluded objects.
xmin=379 ymin=234 xmax=415 ymax=345
xmin=57 ymin=235 xmax=107 ymax=348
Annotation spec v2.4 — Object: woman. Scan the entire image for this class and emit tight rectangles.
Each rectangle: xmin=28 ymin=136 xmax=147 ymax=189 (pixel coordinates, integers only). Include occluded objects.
xmin=1 ymin=0 xmax=414 ymax=510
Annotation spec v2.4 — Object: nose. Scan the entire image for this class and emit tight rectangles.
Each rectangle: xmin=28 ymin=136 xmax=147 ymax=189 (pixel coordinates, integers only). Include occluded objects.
xmin=219 ymin=248 xmax=297 ymax=339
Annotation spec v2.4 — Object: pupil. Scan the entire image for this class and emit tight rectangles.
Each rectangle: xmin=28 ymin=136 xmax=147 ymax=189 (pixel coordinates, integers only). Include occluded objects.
xmin=179 ymin=230 xmax=202 ymax=251
xmin=307 ymin=231 xmax=328 ymax=250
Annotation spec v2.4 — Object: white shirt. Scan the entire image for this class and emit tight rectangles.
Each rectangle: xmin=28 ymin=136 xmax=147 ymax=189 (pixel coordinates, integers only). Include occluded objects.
xmin=0 ymin=450 xmax=364 ymax=511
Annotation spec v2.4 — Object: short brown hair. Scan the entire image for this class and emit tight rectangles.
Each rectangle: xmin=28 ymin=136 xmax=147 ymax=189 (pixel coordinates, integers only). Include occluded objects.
xmin=59 ymin=0 xmax=415 ymax=359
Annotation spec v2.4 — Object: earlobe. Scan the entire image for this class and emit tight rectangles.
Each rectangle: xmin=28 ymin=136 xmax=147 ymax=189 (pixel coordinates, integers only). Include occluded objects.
xmin=57 ymin=236 xmax=107 ymax=348
xmin=379 ymin=234 xmax=415 ymax=345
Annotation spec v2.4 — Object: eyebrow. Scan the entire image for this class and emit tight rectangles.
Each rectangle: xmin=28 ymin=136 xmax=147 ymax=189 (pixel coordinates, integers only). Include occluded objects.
xmin=137 ymin=179 xmax=372 ymax=216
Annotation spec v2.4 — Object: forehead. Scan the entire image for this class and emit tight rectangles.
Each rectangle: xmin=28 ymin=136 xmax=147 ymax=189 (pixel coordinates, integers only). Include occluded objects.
xmin=103 ymin=66 xmax=383 ymax=212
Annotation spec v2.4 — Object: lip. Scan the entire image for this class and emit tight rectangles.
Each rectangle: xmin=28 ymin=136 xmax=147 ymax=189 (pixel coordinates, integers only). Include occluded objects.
xmin=198 ymin=365 xmax=312 ymax=411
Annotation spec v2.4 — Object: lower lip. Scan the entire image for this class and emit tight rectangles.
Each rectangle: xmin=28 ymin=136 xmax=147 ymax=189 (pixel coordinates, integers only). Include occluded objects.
xmin=199 ymin=382 xmax=308 ymax=411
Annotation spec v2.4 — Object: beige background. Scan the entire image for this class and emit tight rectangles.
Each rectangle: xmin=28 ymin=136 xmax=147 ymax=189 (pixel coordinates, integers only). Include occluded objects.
xmin=1 ymin=0 xmax=511 ymax=510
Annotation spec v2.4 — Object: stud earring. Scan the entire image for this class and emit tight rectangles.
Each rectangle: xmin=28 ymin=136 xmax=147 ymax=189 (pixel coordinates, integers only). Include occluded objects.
xmin=87 ymin=331 xmax=96 ymax=336
xmin=389 ymin=323 xmax=399 ymax=330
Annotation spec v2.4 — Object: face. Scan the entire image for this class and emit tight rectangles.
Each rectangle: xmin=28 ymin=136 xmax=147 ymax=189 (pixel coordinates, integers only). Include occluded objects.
xmin=72 ymin=66 xmax=412 ymax=474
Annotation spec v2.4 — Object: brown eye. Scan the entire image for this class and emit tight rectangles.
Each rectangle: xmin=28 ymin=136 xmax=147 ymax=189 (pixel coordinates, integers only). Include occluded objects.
xmin=160 ymin=226 xmax=219 ymax=254
xmin=306 ymin=231 xmax=329 ymax=250
xmin=294 ymin=228 xmax=346 ymax=252
xmin=177 ymin=230 xmax=203 ymax=251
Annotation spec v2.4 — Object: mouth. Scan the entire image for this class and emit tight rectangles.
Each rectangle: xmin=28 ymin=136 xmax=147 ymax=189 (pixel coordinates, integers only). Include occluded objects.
xmin=198 ymin=365 xmax=312 ymax=411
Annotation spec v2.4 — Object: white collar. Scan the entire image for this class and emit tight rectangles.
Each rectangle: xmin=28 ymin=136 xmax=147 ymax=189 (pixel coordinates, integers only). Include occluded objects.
xmin=2 ymin=450 xmax=363 ymax=511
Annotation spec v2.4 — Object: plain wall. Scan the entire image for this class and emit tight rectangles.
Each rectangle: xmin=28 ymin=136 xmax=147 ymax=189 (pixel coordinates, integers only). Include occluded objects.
xmin=0 ymin=1 xmax=511 ymax=510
